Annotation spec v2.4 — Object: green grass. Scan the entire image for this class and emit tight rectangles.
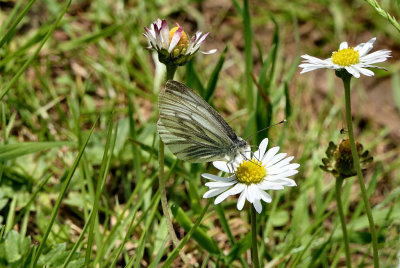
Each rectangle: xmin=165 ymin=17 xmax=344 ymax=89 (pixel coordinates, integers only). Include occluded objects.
xmin=0 ymin=0 xmax=399 ymax=267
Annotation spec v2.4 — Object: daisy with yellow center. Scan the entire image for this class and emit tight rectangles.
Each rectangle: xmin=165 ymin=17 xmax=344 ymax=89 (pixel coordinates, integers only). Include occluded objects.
xmin=202 ymin=138 xmax=299 ymax=213
xmin=299 ymin=38 xmax=391 ymax=78
xmin=143 ymin=19 xmax=216 ymax=65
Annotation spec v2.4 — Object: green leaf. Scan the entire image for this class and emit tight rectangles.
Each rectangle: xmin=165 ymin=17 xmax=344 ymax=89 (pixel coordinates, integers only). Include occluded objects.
xmin=243 ymin=0 xmax=254 ymax=110
xmin=185 ymin=59 xmax=205 ymax=94
xmin=392 ymin=72 xmax=400 ymax=113
xmin=0 ymin=0 xmax=72 ymax=100
xmin=225 ymin=233 xmax=251 ymax=264
xmin=270 ymin=210 xmax=290 ymax=227
xmin=171 ymin=204 xmax=220 ymax=254
xmin=32 ymin=119 xmax=96 ymax=266
xmin=162 ymin=200 xmax=212 ymax=268
xmin=204 ymin=46 xmax=228 ymax=102
xmin=5 ymin=230 xmax=22 ymax=263
xmin=0 ymin=141 xmax=74 ymax=161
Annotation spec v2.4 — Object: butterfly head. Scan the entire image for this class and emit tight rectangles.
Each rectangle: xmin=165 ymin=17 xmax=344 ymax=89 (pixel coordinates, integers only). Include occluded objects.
xmin=225 ymin=137 xmax=250 ymax=164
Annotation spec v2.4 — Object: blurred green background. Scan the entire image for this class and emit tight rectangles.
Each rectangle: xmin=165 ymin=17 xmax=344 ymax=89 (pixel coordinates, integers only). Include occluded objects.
xmin=0 ymin=0 xmax=399 ymax=266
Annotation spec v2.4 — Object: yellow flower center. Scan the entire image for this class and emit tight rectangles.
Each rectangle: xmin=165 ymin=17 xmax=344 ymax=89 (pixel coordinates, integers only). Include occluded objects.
xmin=331 ymin=47 xmax=359 ymax=66
xmin=169 ymin=26 xmax=189 ymax=57
xmin=236 ymin=159 xmax=266 ymax=184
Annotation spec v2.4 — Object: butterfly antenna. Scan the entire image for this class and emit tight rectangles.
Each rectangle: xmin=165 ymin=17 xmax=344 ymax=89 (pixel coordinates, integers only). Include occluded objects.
xmin=240 ymin=152 xmax=261 ymax=167
xmin=244 ymin=119 xmax=286 ymax=141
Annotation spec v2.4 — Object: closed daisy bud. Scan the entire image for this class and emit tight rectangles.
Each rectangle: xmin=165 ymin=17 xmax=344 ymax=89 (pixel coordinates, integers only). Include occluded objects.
xmin=320 ymin=139 xmax=373 ymax=179
xmin=143 ymin=19 xmax=216 ymax=67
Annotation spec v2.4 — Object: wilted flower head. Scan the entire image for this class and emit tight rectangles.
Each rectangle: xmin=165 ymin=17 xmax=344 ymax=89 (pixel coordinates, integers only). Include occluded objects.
xmin=143 ymin=19 xmax=216 ymax=66
xmin=299 ymin=37 xmax=391 ymax=78
xmin=321 ymin=139 xmax=373 ymax=179
xmin=202 ymin=138 xmax=299 ymax=214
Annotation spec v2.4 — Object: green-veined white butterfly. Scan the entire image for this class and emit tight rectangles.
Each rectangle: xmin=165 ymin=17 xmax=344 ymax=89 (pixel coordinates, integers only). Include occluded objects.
xmin=157 ymin=80 xmax=248 ymax=163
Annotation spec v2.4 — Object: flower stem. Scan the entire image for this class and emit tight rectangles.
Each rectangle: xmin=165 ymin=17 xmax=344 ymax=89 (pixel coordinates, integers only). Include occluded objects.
xmin=342 ymin=77 xmax=379 ymax=267
xmin=159 ymin=64 xmax=191 ymax=265
xmin=335 ymin=176 xmax=352 ymax=268
xmin=166 ymin=64 xmax=178 ymax=81
xmin=251 ymin=206 xmax=260 ymax=268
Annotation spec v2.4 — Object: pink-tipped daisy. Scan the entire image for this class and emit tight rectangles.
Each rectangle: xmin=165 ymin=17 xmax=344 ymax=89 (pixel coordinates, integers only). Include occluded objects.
xmin=143 ymin=19 xmax=216 ymax=65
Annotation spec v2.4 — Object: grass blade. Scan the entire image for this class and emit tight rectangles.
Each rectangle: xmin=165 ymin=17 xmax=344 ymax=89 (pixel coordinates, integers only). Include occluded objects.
xmin=0 ymin=0 xmax=72 ymax=100
xmin=85 ymin=113 xmax=116 ymax=266
xmin=204 ymin=46 xmax=228 ymax=102
xmin=162 ymin=200 xmax=212 ymax=267
xmin=171 ymin=204 xmax=220 ymax=254
xmin=32 ymin=119 xmax=97 ymax=266
xmin=0 ymin=0 xmax=36 ymax=49
xmin=0 ymin=141 xmax=74 ymax=161
xmin=243 ymin=0 xmax=254 ymax=110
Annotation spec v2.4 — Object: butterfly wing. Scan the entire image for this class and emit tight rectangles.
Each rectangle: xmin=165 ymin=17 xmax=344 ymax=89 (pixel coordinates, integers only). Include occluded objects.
xmin=157 ymin=80 xmax=241 ymax=163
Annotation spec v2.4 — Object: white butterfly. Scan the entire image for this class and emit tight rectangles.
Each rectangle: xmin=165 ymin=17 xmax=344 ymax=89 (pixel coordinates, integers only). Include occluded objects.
xmin=157 ymin=80 xmax=249 ymax=163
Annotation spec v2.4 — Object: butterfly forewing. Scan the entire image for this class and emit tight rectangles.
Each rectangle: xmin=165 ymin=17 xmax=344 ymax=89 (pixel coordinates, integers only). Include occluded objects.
xmin=158 ymin=80 xmax=241 ymax=163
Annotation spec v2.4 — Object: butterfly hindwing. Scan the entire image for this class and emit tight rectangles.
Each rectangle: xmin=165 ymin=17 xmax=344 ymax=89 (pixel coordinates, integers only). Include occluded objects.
xmin=157 ymin=80 xmax=240 ymax=163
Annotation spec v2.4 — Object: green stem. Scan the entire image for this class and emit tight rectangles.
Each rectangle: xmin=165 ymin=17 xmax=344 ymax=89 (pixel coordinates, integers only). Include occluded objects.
xmin=158 ymin=139 xmax=178 ymax=247
xmin=251 ymin=206 xmax=260 ymax=268
xmin=342 ymin=77 xmax=379 ymax=267
xmin=335 ymin=177 xmax=351 ymax=268
xmin=159 ymin=64 xmax=191 ymax=265
xmin=166 ymin=64 xmax=178 ymax=81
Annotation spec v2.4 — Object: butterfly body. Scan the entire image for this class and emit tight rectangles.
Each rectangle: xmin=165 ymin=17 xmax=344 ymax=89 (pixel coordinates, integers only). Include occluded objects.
xmin=157 ymin=80 xmax=248 ymax=163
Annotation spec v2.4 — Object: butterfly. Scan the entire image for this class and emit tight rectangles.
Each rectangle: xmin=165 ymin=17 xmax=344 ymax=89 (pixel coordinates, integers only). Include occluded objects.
xmin=157 ymin=80 xmax=248 ymax=163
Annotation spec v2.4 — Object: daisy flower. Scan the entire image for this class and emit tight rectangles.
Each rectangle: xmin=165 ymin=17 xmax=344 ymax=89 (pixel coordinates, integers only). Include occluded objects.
xmin=202 ymin=138 xmax=299 ymax=213
xmin=143 ymin=19 xmax=216 ymax=66
xmin=299 ymin=37 xmax=391 ymax=78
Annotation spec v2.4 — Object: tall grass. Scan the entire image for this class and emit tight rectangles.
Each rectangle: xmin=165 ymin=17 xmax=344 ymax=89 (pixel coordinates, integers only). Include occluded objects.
xmin=0 ymin=0 xmax=399 ymax=267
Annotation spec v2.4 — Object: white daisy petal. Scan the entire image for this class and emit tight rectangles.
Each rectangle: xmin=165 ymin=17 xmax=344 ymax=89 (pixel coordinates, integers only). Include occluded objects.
xmin=247 ymin=184 xmax=259 ymax=203
xmin=267 ymin=157 xmax=294 ymax=171
xmin=144 ymin=27 xmax=157 ymax=45
xmin=345 ymin=66 xmax=360 ymax=78
xmin=355 ymin=37 xmax=376 ymax=56
xmin=254 ymin=138 xmax=268 ymax=160
xmin=268 ymin=163 xmax=300 ymax=175
xmin=186 ymin=38 xmax=196 ymax=55
xmin=168 ymin=27 xmax=183 ymax=53
xmin=267 ymin=169 xmax=299 ymax=180
xmin=212 ymin=161 xmax=233 ymax=173
xmin=193 ymin=32 xmax=202 ymax=43
xmin=258 ymin=181 xmax=285 ymax=190
xmin=203 ymin=187 xmax=231 ymax=198
xmin=160 ymin=19 xmax=169 ymax=49
xmin=278 ymin=178 xmax=297 ymax=186
xmin=214 ymin=183 xmax=245 ymax=204
xmin=237 ymin=186 xmax=247 ymax=210
xmin=205 ymin=181 xmax=237 ymax=188
xmin=201 ymin=173 xmax=235 ymax=182
xmin=353 ymin=66 xmax=374 ymax=77
xmin=262 ymin=146 xmax=280 ymax=164
xmin=192 ymin=32 xmax=210 ymax=51
xmin=268 ymin=178 xmax=297 ymax=186
xmin=153 ymin=23 xmax=163 ymax=49
xmin=301 ymin=55 xmax=331 ymax=65
xmin=339 ymin=41 xmax=348 ymax=50
xmin=200 ymin=49 xmax=217 ymax=54
xmin=266 ymin=153 xmax=287 ymax=168
xmin=257 ymin=188 xmax=272 ymax=203
xmin=253 ymin=198 xmax=262 ymax=213
xmin=360 ymin=49 xmax=391 ymax=63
